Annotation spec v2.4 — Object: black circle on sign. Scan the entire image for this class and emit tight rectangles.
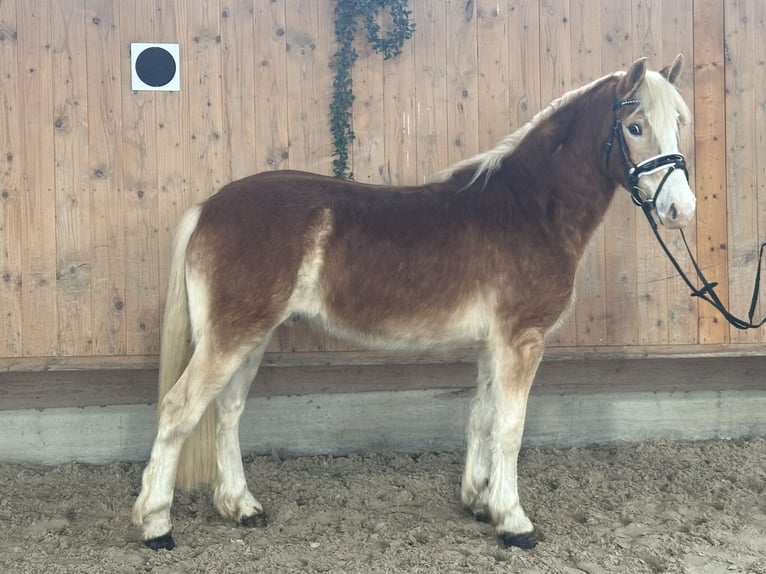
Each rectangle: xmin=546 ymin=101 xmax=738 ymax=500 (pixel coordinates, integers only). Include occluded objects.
xmin=135 ymin=47 xmax=176 ymax=87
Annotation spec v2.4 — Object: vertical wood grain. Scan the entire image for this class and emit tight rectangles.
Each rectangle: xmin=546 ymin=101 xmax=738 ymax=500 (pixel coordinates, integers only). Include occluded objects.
xmin=724 ymin=0 xmax=760 ymax=342
xmin=221 ymin=0 xmax=256 ymax=181
xmin=185 ymin=0 xmax=225 ymax=205
xmin=52 ymin=0 xmax=92 ymax=356
xmin=694 ymin=0 xmax=729 ymax=344
xmin=413 ymin=0 xmax=448 ymax=182
xmin=571 ymin=0 xmax=607 ymax=346
xmin=633 ymin=0 xmax=670 ymax=345
xmin=284 ymin=0 xmax=333 ymax=177
xmin=3 ymin=0 xmax=766 ymax=365
xmin=445 ymin=0 xmax=479 ymax=166
xmin=539 ymin=0 xmax=574 ymax=346
xmin=253 ymin=0 xmax=290 ymax=173
xmin=120 ymin=0 xmax=159 ymax=355
xmin=755 ymin=0 xmax=766 ymax=337
xmin=0 ymin=0 xmax=23 ymax=356
xmin=279 ymin=0 xmax=331 ymax=352
xmin=18 ymin=0 xmax=58 ymax=356
xmin=476 ymin=0 xmax=511 ymax=151
xmin=601 ymin=0 xmax=638 ymax=345
xmin=662 ymin=0 xmax=698 ymax=344
xmin=350 ymin=26 xmax=386 ymax=183
xmin=155 ymin=0 xmax=188 ymax=323
xmin=382 ymin=8 xmax=416 ymax=185
xmin=508 ymin=1 xmax=540 ymax=130
xmin=85 ymin=0 xmax=125 ymax=355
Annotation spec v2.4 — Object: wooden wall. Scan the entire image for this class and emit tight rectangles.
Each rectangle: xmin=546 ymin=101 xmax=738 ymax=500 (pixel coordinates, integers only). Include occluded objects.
xmin=0 ymin=0 xmax=764 ymax=373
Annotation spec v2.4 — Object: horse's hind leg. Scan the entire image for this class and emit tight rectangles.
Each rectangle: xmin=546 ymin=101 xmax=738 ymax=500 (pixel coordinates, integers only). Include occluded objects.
xmin=213 ymin=340 xmax=270 ymax=528
xmin=133 ymin=342 xmax=253 ymax=548
xmin=462 ymin=350 xmax=495 ymax=521
xmin=486 ymin=328 xmax=545 ymax=549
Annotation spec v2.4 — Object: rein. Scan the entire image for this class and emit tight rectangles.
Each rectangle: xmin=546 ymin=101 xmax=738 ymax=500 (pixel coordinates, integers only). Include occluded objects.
xmin=608 ymin=98 xmax=766 ymax=330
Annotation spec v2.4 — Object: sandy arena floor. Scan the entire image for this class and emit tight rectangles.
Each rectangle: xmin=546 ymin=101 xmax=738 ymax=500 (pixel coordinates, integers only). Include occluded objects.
xmin=0 ymin=438 xmax=764 ymax=573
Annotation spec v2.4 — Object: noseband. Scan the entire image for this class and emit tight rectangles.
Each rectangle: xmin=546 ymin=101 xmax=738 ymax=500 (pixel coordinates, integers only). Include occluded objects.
xmin=604 ymin=97 xmax=766 ymax=330
xmin=605 ymin=98 xmax=689 ymax=218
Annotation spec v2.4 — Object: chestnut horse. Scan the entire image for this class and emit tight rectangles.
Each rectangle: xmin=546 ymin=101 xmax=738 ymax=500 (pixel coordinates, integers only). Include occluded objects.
xmin=133 ymin=56 xmax=695 ymax=550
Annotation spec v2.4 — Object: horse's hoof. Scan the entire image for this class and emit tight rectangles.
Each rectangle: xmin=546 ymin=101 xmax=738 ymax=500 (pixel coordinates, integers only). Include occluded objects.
xmin=500 ymin=528 xmax=542 ymax=550
xmin=240 ymin=512 xmax=268 ymax=528
xmin=144 ymin=532 xmax=175 ymax=550
xmin=472 ymin=509 xmax=491 ymax=524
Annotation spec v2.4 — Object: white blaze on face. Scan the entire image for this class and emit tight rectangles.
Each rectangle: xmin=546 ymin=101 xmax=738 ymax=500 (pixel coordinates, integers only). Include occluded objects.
xmin=632 ymin=71 xmax=696 ymax=229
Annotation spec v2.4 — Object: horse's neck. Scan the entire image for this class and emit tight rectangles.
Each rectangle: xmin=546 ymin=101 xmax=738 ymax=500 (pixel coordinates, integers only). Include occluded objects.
xmin=508 ymin=83 xmax=617 ymax=257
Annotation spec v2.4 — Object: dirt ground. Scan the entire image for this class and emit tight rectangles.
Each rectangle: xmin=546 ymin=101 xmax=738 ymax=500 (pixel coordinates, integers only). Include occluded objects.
xmin=0 ymin=438 xmax=764 ymax=574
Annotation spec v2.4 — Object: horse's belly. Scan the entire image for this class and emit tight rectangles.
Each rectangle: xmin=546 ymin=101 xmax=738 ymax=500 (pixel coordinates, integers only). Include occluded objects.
xmin=310 ymin=295 xmax=492 ymax=352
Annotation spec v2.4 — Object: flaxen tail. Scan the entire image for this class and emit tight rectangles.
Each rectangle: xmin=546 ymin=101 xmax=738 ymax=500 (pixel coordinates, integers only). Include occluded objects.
xmin=157 ymin=206 xmax=219 ymax=490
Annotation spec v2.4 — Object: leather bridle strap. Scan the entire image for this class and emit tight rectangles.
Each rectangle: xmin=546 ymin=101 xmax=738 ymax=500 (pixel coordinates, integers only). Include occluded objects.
xmin=607 ymin=97 xmax=766 ymax=330
xmin=639 ymin=205 xmax=766 ymax=330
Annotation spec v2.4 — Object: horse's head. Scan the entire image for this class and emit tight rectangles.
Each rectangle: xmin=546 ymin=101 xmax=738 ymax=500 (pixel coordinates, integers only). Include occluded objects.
xmin=610 ymin=55 xmax=695 ymax=229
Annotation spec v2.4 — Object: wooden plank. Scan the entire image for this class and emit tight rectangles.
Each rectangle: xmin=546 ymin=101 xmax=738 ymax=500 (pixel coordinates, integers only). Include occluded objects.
xmin=755 ymin=0 xmax=766 ymax=335
xmin=445 ymin=0 xmax=479 ymax=165
xmin=412 ymin=0 xmax=448 ymax=182
xmin=185 ymin=0 xmax=225 ymax=205
xmin=51 ymin=0 xmax=92 ymax=356
xmin=120 ymin=0 xmax=160 ymax=356
xmin=349 ymin=23 xmax=386 ymax=183
xmin=382 ymin=7 xmax=416 ymax=185
xmin=539 ymin=0 xmax=574 ymax=346
xmin=601 ymin=0 xmax=638 ymax=345
xmin=284 ymin=0 xmax=333 ymax=176
xmin=476 ymin=0 xmax=511 ymax=151
xmin=258 ymin=0 xmax=290 ymax=353
xmin=538 ymin=0 xmax=570 ymax=106
xmin=4 ymin=355 xmax=766 ymax=411
xmin=0 ymin=0 xmax=23 ymax=357
xmin=18 ymin=0 xmax=58 ymax=357
xmin=570 ymin=0 xmax=607 ymax=346
xmin=693 ymin=0 xmax=729 ymax=344
xmin=724 ymin=0 xmax=760 ymax=343
xmin=154 ymin=0 xmax=189 ymax=322
xmin=85 ymin=0 xmax=126 ymax=356
xmin=6 ymin=338 xmax=766 ymax=373
xmin=253 ymin=0 xmax=290 ymax=173
xmin=278 ymin=0 xmax=332 ymax=352
xmin=661 ymin=0 xmax=698 ymax=344
xmin=633 ymin=0 xmax=669 ymax=345
xmin=221 ymin=0 xmax=257 ymax=181
xmin=508 ymin=0 xmax=540 ymax=129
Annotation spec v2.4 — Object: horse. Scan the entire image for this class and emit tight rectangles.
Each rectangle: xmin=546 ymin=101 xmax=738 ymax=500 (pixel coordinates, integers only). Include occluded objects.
xmin=132 ymin=56 xmax=695 ymax=551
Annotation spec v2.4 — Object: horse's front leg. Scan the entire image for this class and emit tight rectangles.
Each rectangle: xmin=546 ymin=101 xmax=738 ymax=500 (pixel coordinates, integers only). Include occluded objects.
xmin=486 ymin=328 xmax=544 ymax=549
xmin=461 ymin=350 xmax=494 ymax=521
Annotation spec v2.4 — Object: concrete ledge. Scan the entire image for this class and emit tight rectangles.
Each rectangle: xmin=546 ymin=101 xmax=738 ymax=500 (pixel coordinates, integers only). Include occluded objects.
xmin=2 ymin=388 xmax=764 ymax=464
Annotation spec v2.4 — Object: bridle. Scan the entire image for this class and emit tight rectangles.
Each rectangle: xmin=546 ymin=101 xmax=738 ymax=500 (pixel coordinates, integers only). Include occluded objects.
xmin=606 ymin=98 xmax=689 ymax=216
xmin=606 ymin=97 xmax=766 ymax=330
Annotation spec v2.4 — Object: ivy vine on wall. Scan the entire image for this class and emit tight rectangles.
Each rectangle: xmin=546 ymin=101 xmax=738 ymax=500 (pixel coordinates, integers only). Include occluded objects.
xmin=329 ymin=0 xmax=415 ymax=179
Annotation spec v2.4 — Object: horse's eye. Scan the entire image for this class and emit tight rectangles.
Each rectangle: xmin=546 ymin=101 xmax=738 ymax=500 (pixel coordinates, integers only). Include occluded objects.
xmin=628 ymin=123 xmax=643 ymax=136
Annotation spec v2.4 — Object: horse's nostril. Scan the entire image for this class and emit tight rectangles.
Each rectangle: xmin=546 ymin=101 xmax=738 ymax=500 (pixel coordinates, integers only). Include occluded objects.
xmin=670 ymin=203 xmax=678 ymax=221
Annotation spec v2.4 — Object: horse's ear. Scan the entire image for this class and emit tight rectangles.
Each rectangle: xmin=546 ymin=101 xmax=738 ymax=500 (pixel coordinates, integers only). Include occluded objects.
xmin=617 ymin=57 xmax=647 ymax=100
xmin=660 ymin=53 xmax=684 ymax=84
